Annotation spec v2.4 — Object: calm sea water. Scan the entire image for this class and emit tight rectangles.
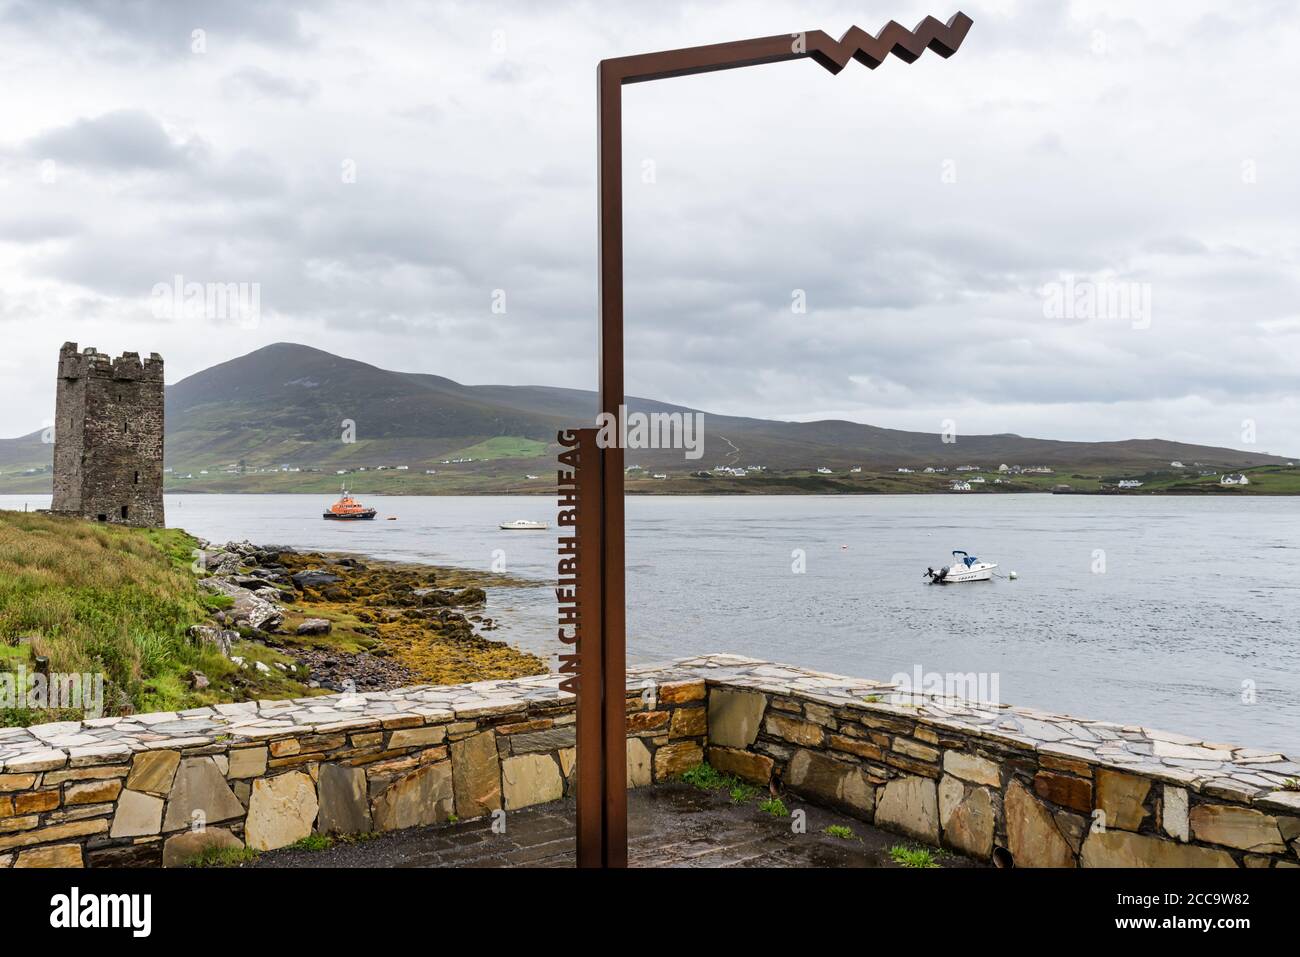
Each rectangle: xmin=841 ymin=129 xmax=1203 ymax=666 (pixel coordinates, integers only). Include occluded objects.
xmin=5 ymin=493 xmax=1297 ymax=755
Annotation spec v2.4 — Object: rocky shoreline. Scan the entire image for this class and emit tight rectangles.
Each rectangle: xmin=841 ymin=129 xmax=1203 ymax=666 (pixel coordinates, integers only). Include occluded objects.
xmin=189 ymin=541 xmax=547 ymax=696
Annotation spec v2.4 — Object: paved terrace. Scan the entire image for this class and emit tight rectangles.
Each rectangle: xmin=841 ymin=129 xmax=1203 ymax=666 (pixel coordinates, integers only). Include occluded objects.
xmin=3 ymin=654 xmax=1297 ymax=807
xmin=253 ymin=784 xmax=982 ymax=868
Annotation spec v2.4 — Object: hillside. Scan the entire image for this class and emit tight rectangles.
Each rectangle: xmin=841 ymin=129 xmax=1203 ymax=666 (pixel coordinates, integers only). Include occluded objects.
xmin=0 ymin=342 xmax=1292 ymax=494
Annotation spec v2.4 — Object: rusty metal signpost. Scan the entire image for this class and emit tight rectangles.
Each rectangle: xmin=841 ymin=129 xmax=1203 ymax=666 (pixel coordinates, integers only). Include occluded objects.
xmin=564 ymin=12 xmax=974 ymax=868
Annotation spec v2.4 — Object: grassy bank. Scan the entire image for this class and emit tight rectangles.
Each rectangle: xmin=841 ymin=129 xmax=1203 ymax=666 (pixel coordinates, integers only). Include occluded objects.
xmin=0 ymin=511 xmax=548 ymax=727
xmin=0 ymin=510 xmax=233 ymax=723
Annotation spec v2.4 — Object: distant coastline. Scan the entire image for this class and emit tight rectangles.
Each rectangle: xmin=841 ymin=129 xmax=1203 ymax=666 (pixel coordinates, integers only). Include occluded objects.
xmin=3 ymin=463 xmax=1299 ymax=498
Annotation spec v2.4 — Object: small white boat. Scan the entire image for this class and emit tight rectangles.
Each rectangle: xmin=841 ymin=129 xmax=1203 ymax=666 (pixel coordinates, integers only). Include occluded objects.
xmin=499 ymin=519 xmax=548 ymax=531
xmin=926 ymin=550 xmax=997 ymax=583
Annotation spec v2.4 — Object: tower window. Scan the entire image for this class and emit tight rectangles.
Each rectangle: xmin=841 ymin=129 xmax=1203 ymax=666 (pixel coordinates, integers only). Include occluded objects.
xmin=121 ymin=505 xmax=129 ymax=519
xmin=134 ymin=471 xmax=140 ymax=484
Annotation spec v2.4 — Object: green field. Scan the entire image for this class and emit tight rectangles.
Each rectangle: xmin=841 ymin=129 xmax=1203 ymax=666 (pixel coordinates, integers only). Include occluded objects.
xmin=437 ymin=436 xmax=550 ymax=462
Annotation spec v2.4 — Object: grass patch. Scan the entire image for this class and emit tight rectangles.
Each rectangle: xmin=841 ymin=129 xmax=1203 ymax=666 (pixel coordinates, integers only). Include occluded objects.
xmin=678 ymin=761 xmax=759 ymax=805
xmin=1281 ymin=777 xmax=1300 ymax=791
xmin=679 ymin=762 xmax=730 ymax=791
xmin=729 ymin=782 xmax=759 ymax=805
xmin=184 ymin=844 xmax=260 ymax=868
xmin=758 ymin=797 xmax=788 ymax=817
xmin=889 ymin=844 xmax=940 ymax=868
xmin=288 ymin=834 xmax=334 ymax=852
xmin=824 ymin=824 xmax=856 ymax=840
xmin=0 ymin=511 xmax=236 ymax=721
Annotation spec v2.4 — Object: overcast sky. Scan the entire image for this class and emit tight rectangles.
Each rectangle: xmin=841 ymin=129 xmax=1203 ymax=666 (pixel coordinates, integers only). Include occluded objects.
xmin=1 ymin=0 xmax=1297 ymax=454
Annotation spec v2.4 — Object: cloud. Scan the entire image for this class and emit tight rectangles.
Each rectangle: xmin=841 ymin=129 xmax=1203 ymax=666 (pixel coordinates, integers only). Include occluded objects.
xmin=0 ymin=0 xmax=1297 ymax=457
xmin=222 ymin=67 xmax=320 ymax=103
xmin=25 ymin=110 xmax=204 ymax=171
xmin=0 ymin=0 xmax=315 ymax=58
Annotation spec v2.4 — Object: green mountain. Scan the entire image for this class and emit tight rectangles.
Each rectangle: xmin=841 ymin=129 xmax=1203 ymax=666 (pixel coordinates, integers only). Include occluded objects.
xmin=0 ymin=342 xmax=1291 ymax=494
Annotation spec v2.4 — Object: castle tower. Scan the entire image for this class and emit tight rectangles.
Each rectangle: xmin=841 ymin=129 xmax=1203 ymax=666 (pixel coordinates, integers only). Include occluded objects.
xmin=51 ymin=342 xmax=165 ymax=527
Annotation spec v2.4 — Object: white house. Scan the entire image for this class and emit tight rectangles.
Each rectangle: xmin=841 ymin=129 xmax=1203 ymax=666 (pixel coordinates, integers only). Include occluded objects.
xmin=1220 ymin=473 xmax=1250 ymax=486
xmin=1117 ymin=479 xmax=1143 ymax=489
xmin=949 ymin=480 xmax=973 ymax=491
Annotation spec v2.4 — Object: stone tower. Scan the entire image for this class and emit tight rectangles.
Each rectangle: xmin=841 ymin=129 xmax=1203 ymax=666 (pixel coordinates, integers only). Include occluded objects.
xmin=51 ymin=342 xmax=165 ymax=527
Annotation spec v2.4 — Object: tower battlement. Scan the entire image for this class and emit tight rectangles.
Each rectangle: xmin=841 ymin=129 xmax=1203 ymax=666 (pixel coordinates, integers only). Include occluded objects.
xmin=51 ymin=343 xmax=165 ymax=527
xmin=57 ymin=342 xmax=165 ymax=383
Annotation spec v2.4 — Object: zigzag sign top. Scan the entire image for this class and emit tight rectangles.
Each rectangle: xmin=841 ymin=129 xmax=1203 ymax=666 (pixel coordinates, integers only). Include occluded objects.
xmin=604 ymin=12 xmax=972 ymax=84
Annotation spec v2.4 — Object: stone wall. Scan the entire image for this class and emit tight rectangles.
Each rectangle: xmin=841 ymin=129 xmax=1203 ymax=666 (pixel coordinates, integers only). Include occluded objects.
xmin=2 ymin=655 xmax=1297 ymax=868
xmin=50 ymin=341 xmax=165 ymax=528
xmin=0 ymin=670 xmax=706 ymax=868
xmin=695 ymin=656 xmax=1300 ymax=868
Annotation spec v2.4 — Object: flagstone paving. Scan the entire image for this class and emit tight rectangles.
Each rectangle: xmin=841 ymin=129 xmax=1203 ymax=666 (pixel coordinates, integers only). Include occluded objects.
xmin=252 ymin=783 xmax=981 ymax=868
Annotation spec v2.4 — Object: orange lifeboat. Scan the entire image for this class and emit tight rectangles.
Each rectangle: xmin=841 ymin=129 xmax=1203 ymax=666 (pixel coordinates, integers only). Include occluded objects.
xmin=322 ymin=487 xmax=377 ymax=521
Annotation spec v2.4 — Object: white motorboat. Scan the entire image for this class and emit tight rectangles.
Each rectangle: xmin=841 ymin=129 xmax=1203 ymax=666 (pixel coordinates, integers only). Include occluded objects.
xmin=499 ymin=519 xmax=548 ymax=530
xmin=925 ymin=550 xmax=997 ymax=583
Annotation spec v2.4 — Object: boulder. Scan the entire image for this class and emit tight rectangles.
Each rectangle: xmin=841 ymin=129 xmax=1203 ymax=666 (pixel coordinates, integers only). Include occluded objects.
xmin=227 ymin=746 xmax=268 ymax=779
xmin=162 ymin=757 xmax=245 ymax=832
xmin=875 ymin=774 xmax=939 ymax=841
xmin=1033 ymin=770 xmax=1092 ymax=813
xmin=15 ymin=844 xmax=84 ymax=868
xmin=627 ymin=738 xmax=652 ymax=788
xmin=764 ymin=713 xmax=825 ymax=747
xmin=200 ymin=578 xmax=283 ymax=631
xmin=786 ymin=748 xmax=874 ymax=816
xmin=109 ymin=790 xmax=164 ymax=839
xmin=450 ymin=731 xmax=501 ymax=817
xmin=317 ymin=764 xmax=373 ymax=835
xmin=246 ymin=772 xmax=318 ymax=850
xmin=1080 ymin=829 xmax=1237 ymax=868
xmin=653 ymin=741 xmax=704 ymax=781
xmin=939 ymin=775 xmax=994 ymax=858
xmin=296 ymin=618 xmax=333 ymax=636
xmin=292 ymin=569 xmax=341 ymax=590
xmin=453 ymin=587 xmax=486 ymax=606
xmin=371 ymin=762 xmax=453 ymax=831
xmin=707 ymin=746 xmax=774 ymax=785
xmin=943 ymin=751 xmax=1000 ymax=786
xmin=1095 ymin=769 xmax=1150 ymax=831
xmin=188 ymin=624 xmax=236 ymax=657
xmin=126 ymin=750 xmax=180 ymax=796
xmin=1189 ymin=804 xmax=1287 ymax=853
xmin=707 ymin=689 xmax=767 ymax=749
xmin=502 ymin=754 xmax=565 ymax=809
xmin=1005 ymin=778 xmax=1076 ymax=867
